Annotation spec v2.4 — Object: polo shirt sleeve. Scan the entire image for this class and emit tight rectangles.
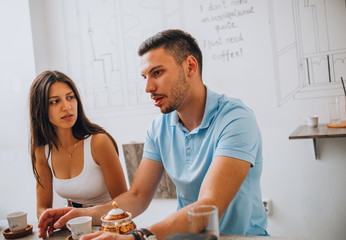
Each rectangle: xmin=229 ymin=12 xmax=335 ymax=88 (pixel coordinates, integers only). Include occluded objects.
xmin=214 ymin=105 xmax=260 ymax=166
xmin=143 ymin=118 xmax=162 ymax=162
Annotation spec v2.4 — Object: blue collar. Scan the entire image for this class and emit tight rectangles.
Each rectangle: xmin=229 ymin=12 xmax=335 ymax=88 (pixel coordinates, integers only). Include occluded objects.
xmin=171 ymin=86 xmax=220 ymax=130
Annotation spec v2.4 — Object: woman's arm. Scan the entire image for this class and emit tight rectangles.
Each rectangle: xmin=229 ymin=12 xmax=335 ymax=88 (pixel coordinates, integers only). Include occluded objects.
xmin=91 ymin=133 xmax=128 ymax=199
xmin=35 ymin=146 xmax=54 ymax=219
xmin=38 ymin=158 xmax=164 ymax=238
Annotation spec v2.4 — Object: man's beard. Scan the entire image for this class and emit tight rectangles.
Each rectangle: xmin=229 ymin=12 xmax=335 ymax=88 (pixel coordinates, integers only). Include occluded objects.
xmin=161 ymin=69 xmax=189 ymax=114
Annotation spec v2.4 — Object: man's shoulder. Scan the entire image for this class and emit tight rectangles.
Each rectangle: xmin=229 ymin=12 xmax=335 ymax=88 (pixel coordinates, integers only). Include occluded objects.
xmin=207 ymin=87 xmax=248 ymax=112
xmin=211 ymin=95 xmax=257 ymax=133
xmin=217 ymin=96 xmax=252 ymax=117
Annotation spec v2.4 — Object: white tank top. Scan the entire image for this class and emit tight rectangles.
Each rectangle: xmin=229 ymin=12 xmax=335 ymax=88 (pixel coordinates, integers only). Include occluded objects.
xmin=45 ymin=135 xmax=112 ymax=205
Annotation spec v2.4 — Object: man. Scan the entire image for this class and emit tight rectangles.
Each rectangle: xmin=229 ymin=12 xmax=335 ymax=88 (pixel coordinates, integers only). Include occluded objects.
xmin=38 ymin=29 xmax=268 ymax=239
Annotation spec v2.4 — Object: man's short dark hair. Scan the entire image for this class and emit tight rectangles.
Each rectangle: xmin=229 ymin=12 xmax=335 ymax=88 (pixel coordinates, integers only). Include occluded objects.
xmin=138 ymin=29 xmax=203 ymax=77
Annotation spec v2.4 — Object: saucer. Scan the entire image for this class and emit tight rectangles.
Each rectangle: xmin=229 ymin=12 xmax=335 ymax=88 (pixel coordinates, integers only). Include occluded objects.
xmin=327 ymin=120 xmax=346 ymax=128
xmin=2 ymin=225 xmax=33 ymax=239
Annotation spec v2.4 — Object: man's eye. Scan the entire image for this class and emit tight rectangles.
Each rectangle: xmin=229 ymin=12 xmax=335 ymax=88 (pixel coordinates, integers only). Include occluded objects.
xmin=154 ymin=70 xmax=161 ymax=76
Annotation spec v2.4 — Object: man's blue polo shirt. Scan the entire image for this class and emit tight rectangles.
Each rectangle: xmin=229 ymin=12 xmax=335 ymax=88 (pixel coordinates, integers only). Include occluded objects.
xmin=143 ymin=87 xmax=268 ymax=235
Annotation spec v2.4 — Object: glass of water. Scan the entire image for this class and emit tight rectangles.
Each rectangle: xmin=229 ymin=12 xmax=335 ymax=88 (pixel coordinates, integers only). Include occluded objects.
xmin=328 ymin=97 xmax=341 ymax=124
xmin=188 ymin=205 xmax=219 ymax=240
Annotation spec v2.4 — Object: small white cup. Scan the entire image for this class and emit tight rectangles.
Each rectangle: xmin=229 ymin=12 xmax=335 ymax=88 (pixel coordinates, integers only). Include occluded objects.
xmin=307 ymin=115 xmax=318 ymax=128
xmin=66 ymin=216 xmax=92 ymax=240
xmin=7 ymin=211 xmax=27 ymax=232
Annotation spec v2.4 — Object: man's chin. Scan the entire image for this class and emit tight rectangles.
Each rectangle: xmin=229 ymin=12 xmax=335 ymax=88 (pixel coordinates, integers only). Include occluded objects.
xmin=160 ymin=106 xmax=174 ymax=114
xmin=160 ymin=109 xmax=169 ymax=114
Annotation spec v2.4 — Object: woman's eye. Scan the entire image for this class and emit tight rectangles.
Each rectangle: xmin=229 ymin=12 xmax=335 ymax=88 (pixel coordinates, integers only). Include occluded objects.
xmin=49 ymin=100 xmax=58 ymax=104
xmin=67 ymin=96 xmax=74 ymax=100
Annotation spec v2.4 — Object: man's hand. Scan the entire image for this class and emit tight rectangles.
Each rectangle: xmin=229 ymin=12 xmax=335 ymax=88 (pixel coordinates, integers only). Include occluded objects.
xmin=80 ymin=231 xmax=133 ymax=240
xmin=38 ymin=207 xmax=88 ymax=238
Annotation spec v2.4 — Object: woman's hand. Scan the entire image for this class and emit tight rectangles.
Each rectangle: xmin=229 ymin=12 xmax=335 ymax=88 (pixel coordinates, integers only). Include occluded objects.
xmin=38 ymin=207 xmax=88 ymax=238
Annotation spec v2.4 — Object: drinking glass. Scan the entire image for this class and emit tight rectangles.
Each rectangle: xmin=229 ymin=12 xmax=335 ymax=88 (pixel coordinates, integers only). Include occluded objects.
xmin=328 ymin=97 xmax=341 ymax=124
xmin=188 ymin=205 xmax=219 ymax=240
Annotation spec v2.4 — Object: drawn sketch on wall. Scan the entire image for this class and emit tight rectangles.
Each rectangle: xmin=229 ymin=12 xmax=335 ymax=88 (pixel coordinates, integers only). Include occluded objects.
xmin=61 ymin=0 xmax=184 ymax=116
xmin=269 ymin=0 xmax=346 ymax=106
xmin=181 ymin=0 xmax=272 ymax=100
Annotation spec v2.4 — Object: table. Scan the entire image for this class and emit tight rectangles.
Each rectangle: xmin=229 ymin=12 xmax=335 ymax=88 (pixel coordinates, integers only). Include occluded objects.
xmin=0 ymin=221 xmax=307 ymax=240
xmin=289 ymin=124 xmax=346 ymax=159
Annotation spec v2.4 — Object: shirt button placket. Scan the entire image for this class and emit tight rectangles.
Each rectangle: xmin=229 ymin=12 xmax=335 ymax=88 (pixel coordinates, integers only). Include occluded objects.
xmin=185 ymin=134 xmax=192 ymax=164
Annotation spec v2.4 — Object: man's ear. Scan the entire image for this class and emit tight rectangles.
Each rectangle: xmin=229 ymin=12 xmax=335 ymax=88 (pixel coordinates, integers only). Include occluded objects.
xmin=184 ymin=55 xmax=198 ymax=77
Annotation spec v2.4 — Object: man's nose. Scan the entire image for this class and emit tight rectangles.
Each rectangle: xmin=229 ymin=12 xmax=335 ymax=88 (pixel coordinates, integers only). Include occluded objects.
xmin=145 ymin=77 xmax=156 ymax=93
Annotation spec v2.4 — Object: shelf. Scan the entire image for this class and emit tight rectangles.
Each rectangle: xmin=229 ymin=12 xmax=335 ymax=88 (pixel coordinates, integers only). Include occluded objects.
xmin=289 ymin=124 xmax=346 ymax=159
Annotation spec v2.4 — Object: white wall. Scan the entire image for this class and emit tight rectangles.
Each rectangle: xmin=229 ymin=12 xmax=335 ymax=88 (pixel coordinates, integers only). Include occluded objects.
xmin=0 ymin=0 xmax=36 ymax=220
xmin=1 ymin=1 xmax=346 ymax=240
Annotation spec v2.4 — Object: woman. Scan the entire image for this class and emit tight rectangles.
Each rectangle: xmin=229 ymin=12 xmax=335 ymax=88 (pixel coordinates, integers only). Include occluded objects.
xmin=29 ymin=70 xmax=127 ymax=219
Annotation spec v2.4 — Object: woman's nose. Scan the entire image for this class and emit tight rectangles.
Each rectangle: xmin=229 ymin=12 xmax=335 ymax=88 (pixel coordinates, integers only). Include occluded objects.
xmin=62 ymin=101 xmax=71 ymax=111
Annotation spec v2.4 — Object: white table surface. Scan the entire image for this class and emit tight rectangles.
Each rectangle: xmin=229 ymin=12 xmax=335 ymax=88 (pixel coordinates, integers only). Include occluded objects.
xmin=0 ymin=220 xmax=308 ymax=240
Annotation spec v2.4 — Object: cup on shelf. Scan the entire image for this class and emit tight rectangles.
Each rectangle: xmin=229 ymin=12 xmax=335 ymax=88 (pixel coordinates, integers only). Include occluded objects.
xmin=307 ymin=115 xmax=318 ymax=128
xmin=7 ymin=211 xmax=27 ymax=232
xmin=188 ymin=205 xmax=219 ymax=240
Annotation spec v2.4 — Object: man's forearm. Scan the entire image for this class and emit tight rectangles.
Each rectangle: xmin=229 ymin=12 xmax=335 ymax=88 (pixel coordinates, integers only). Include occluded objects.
xmin=116 ymin=189 xmax=152 ymax=218
xmin=147 ymin=202 xmax=198 ymax=240
xmin=89 ymin=201 xmax=113 ymax=225
xmin=91 ymin=189 xmax=151 ymax=225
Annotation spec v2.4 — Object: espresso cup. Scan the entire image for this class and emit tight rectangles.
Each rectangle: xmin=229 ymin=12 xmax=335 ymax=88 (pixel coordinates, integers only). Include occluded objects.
xmin=7 ymin=211 xmax=27 ymax=232
xmin=66 ymin=216 xmax=92 ymax=240
xmin=307 ymin=115 xmax=318 ymax=128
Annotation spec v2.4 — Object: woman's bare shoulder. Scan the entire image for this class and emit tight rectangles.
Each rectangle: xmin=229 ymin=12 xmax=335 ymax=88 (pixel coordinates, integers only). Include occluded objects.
xmin=90 ymin=133 xmax=117 ymax=153
xmin=91 ymin=133 xmax=112 ymax=145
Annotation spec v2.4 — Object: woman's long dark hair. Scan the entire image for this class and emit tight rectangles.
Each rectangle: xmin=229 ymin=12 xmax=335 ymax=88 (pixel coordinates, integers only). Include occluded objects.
xmin=29 ymin=70 xmax=118 ymax=187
